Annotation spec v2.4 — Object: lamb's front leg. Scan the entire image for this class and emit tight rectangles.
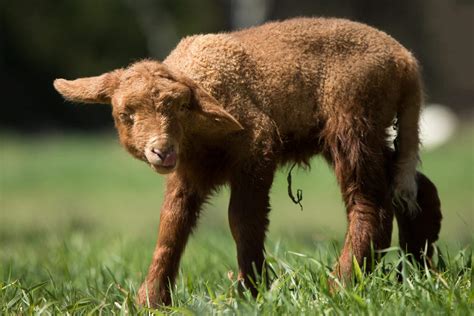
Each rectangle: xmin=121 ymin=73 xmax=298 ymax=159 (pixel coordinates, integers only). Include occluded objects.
xmin=138 ymin=174 xmax=205 ymax=306
xmin=228 ymin=166 xmax=275 ymax=296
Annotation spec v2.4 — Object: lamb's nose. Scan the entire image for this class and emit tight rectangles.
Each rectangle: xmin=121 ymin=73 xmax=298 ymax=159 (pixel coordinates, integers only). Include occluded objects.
xmin=149 ymin=146 xmax=177 ymax=168
xmin=151 ymin=148 xmax=165 ymax=160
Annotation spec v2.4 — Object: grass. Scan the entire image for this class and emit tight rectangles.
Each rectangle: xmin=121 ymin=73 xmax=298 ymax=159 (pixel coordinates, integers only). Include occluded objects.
xmin=0 ymin=126 xmax=473 ymax=314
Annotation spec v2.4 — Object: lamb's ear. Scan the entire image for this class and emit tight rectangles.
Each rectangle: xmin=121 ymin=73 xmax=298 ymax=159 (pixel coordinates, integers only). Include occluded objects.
xmin=53 ymin=70 xmax=122 ymax=104
xmin=191 ymin=85 xmax=244 ymax=134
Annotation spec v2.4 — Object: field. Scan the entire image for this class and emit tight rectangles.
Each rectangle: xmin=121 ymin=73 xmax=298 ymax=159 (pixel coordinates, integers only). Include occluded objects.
xmin=1 ymin=127 xmax=473 ymax=314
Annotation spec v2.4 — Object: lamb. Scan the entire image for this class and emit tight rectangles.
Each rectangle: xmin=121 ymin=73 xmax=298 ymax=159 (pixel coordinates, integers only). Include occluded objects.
xmin=53 ymin=17 xmax=442 ymax=306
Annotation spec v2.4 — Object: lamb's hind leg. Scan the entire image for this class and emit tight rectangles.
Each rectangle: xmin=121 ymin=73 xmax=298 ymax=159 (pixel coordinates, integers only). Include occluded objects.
xmin=326 ymin=137 xmax=394 ymax=283
xmin=395 ymin=171 xmax=442 ymax=265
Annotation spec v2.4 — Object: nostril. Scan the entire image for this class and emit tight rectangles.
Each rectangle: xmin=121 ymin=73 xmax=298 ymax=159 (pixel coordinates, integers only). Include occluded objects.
xmin=151 ymin=148 xmax=164 ymax=159
xmin=151 ymin=146 xmax=175 ymax=159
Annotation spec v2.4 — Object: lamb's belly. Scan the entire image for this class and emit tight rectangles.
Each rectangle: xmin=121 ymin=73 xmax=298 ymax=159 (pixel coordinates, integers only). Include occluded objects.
xmin=277 ymin=121 xmax=325 ymax=165
xmin=266 ymin=91 xmax=324 ymax=162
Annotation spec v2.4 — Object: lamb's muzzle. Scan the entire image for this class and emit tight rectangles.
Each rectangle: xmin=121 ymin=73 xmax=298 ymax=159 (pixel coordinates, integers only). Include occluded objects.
xmin=145 ymin=146 xmax=178 ymax=172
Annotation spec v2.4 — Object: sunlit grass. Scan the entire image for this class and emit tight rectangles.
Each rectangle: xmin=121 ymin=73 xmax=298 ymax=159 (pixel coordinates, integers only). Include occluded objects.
xmin=0 ymin=126 xmax=473 ymax=313
xmin=1 ymin=231 xmax=472 ymax=314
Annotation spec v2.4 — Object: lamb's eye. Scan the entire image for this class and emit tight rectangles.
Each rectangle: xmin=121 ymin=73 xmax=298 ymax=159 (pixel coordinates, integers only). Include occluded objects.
xmin=119 ymin=112 xmax=135 ymax=124
xmin=179 ymin=101 xmax=191 ymax=112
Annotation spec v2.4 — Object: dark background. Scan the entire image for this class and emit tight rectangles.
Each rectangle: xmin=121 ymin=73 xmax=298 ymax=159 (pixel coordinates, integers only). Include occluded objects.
xmin=1 ymin=0 xmax=473 ymax=132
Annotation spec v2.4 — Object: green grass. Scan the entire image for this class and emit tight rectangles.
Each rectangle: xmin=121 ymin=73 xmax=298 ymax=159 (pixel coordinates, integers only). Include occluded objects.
xmin=1 ymin=127 xmax=473 ymax=314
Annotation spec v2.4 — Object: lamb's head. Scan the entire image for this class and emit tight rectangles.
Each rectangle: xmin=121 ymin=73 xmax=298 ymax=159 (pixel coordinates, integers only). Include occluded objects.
xmin=53 ymin=60 xmax=243 ymax=174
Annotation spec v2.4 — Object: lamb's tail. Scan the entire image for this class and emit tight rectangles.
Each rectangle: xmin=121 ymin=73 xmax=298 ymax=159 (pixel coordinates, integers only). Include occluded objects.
xmin=392 ymin=55 xmax=423 ymax=215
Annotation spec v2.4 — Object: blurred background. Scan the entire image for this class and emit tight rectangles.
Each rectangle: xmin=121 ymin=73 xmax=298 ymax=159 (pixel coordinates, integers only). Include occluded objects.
xmin=1 ymin=0 xmax=473 ymax=247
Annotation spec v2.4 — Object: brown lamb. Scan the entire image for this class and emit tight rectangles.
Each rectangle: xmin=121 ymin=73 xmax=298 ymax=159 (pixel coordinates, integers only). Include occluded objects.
xmin=53 ymin=17 xmax=442 ymax=306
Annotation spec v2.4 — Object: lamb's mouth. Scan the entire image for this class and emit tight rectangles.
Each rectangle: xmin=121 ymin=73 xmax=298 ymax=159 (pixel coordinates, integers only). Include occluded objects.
xmin=151 ymin=163 xmax=177 ymax=174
